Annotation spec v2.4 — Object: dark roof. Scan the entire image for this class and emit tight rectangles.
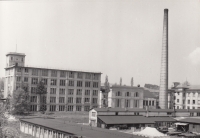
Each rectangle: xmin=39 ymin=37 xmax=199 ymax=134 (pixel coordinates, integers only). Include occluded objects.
xmin=98 ymin=116 xmax=155 ymax=124
xmin=20 ymin=118 xmax=139 ymax=138
xmin=6 ymin=52 xmax=26 ymax=56
xmin=148 ymin=117 xmax=176 ymax=122
xmin=179 ymin=118 xmax=200 ymax=124
xmin=93 ymin=108 xmax=146 ymax=112
xmin=148 ymin=109 xmax=174 ymax=112
xmin=143 ymin=90 xmax=157 ymax=98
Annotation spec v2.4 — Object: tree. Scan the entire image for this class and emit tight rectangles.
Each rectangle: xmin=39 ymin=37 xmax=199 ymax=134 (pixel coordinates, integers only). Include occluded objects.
xmin=36 ymin=80 xmax=47 ymax=114
xmin=11 ymin=83 xmax=30 ymax=115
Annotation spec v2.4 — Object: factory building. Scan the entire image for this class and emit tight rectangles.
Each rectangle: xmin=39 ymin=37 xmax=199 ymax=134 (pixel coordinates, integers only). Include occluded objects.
xmin=4 ymin=52 xmax=101 ymax=112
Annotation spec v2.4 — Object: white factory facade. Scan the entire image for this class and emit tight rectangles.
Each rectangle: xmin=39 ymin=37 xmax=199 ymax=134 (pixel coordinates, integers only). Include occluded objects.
xmin=4 ymin=52 xmax=101 ymax=112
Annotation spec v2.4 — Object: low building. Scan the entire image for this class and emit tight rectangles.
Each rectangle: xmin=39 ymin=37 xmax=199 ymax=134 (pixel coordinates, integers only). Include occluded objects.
xmin=178 ymin=118 xmax=200 ymax=133
xmin=89 ymin=108 xmax=200 ymax=127
xmin=20 ymin=117 xmax=140 ymax=138
xmin=143 ymin=90 xmax=158 ymax=109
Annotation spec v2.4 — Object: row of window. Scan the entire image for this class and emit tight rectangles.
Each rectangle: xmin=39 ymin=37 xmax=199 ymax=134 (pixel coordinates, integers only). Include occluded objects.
xmin=176 ymin=99 xmax=200 ymax=105
xmin=116 ymin=91 xmax=139 ymax=97
xmin=17 ymin=77 xmax=99 ymax=88
xmin=115 ymin=99 xmax=139 ymax=108
xmin=31 ymin=87 xmax=98 ymax=96
xmin=30 ymin=105 xmax=92 ymax=112
xmin=143 ymin=100 xmax=155 ymax=106
xmin=16 ymin=68 xmax=99 ymax=80
xmin=30 ymin=96 xmax=97 ymax=104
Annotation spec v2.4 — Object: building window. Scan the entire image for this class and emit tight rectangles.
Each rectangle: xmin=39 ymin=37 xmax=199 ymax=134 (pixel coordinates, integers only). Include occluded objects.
xmin=85 ymin=73 xmax=91 ymax=79
xmin=50 ymin=88 xmax=56 ymax=94
xmin=60 ymin=80 xmax=66 ymax=86
xmin=50 ymin=105 xmax=56 ymax=111
xmin=93 ymin=74 xmax=98 ymax=80
xmin=85 ymin=90 xmax=90 ymax=96
xmin=92 ymin=112 xmax=96 ymax=117
xmin=32 ymin=78 xmax=38 ymax=84
xmin=190 ymin=113 xmax=194 ymax=116
xmin=125 ymin=99 xmax=130 ymax=107
xmin=177 ymin=99 xmax=179 ymax=103
xmin=126 ymin=92 xmax=130 ymax=97
xmin=68 ymin=80 xmax=74 ymax=86
xmin=92 ymin=98 xmax=97 ymax=104
xmin=187 ymin=106 xmax=190 ymax=109
xmin=11 ymin=57 xmax=13 ymax=60
xmin=193 ymin=107 xmax=195 ymax=109
xmin=77 ymin=73 xmax=83 ymax=79
xmin=183 ymin=100 xmax=185 ymax=104
xmin=149 ymin=101 xmax=151 ymax=106
xmin=41 ymin=78 xmax=48 ymax=85
xmin=59 ymin=105 xmax=65 ymax=111
xmin=85 ymin=81 xmax=90 ymax=87
xmin=134 ymin=100 xmax=139 ymax=107
xmin=167 ymin=112 xmax=172 ymax=115
xmin=25 ymin=68 xmax=28 ymax=73
xmin=177 ymin=92 xmax=179 ymax=95
xmin=30 ymin=105 xmax=37 ymax=111
xmin=188 ymin=100 xmax=190 ymax=104
xmin=76 ymin=106 xmax=82 ymax=111
xmin=41 ymin=70 xmax=48 ymax=76
xmin=146 ymin=100 xmax=148 ymax=106
xmin=59 ymin=88 xmax=65 ymax=95
xmin=93 ymin=90 xmax=98 ymax=96
xmin=116 ymin=99 xmax=120 ymax=107
xmin=77 ymin=89 xmax=82 ymax=95
xmin=135 ymin=92 xmax=139 ymax=97
xmin=51 ymin=70 xmax=57 ymax=77
xmin=68 ymin=97 xmax=73 ymax=103
xmin=197 ymin=112 xmax=200 ymax=116
xmin=30 ymin=96 xmax=37 ymax=102
xmin=143 ymin=100 xmax=145 ymax=106
xmin=183 ymin=93 xmax=185 ymax=97
xmin=31 ymin=87 xmax=37 ymax=93
xmin=68 ymin=89 xmax=74 ymax=95
xmin=51 ymin=79 xmax=57 ymax=85
xmin=17 ymin=77 xmax=21 ymax=82
xmin=68 ymin=105 xmax=73 ymax=111
xmin=93 ymin=82 xmax=98 ymax=88
xmin=24 ymin=77 xmax=28 ymax=82
xmin=116 ymin=91 xmax=121 ymax=96
xmin=77 ymin=81 xmax=82 ymax=87
xmin=59 ymin=97 xmax=65 ymax=103
xmin=84 ymin=98 xmax=90 ymax=103
xmin=152 ymin=101 xmax=154 ymax=106
xmin=69 ymin=72 xmax=74 ymax=78
xmin=17 ymin=68 xmax=21 ymax=72
xmin=177 ymin=106 xmax=179 ymax=109
xmin=50 ymin=97 xmax=56 ymax=103
xmin=84 ymin=106 xmax=90 ymax=111
xmin=32 ymin=69 xmax=38 ymax=76
xmin=193 ymin=100 xmax=195 ymax=104
xmin=76 ymin=98 xmax=82 ymax=103
xmin=60 ymin=71 xmax=66 ymax=77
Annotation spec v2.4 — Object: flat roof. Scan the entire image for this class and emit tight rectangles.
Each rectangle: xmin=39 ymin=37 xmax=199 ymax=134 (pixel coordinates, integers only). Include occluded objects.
xmin=148 ymin=117 xmax=176 ymax=122
xmin=5 ymin=65 xmax=102 ymax=74
xmin=93 ymin=108 xmax=146 ymax=112
xmin=179 ymin=118 xmax=200 ymax=124
xmin=20 ymin=118 xmax=142 ymax=138
xmin=6 ymin=52 xmax=26 ymax=56
xmin=98 ymin=116 xmax=155 ymax=124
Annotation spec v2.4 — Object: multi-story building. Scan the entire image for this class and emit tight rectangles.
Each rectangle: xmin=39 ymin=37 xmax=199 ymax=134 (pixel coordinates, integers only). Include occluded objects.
xmin=4 ymin=52 xmax=101 ymax=112
xmin=168 ymin=82 xmax=200 ymax=109
xmin=108 ymin=85 xmax=144 ymax=108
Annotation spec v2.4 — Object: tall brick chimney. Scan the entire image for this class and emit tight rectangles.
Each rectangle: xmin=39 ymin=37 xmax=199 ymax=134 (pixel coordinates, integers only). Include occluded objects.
xmin=159 ymin=9 xmax=168 ymax=109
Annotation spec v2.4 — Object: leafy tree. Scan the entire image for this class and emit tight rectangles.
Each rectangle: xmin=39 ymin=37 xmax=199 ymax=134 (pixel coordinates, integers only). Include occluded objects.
xmin=36 ymin=80 xmax=47 ymax=114
xmin=11 ymin=83 xmax=30 ymax=115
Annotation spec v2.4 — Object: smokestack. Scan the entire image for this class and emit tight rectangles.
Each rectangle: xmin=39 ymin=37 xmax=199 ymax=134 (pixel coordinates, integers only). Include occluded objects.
xmin=159 ymin=9 xmax=168 ymax=109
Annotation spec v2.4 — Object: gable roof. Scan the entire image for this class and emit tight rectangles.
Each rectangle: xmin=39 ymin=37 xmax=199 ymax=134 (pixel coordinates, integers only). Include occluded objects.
xmin=179 ymin=118 xmax=200 ymax=124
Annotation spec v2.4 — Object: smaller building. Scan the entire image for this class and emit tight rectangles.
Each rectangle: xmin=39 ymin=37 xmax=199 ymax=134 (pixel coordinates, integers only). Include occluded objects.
xmin=179 ymin=118 xmax=200 ymax=133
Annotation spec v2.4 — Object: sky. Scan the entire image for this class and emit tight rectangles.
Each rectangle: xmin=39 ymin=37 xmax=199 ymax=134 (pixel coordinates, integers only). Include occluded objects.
xmin=0 ymin=0 xmax=200 ymax=87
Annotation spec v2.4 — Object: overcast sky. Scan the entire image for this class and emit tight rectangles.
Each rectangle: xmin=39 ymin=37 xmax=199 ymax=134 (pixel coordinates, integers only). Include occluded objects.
xmin=0 ymin=0 xmax=200 ymax=87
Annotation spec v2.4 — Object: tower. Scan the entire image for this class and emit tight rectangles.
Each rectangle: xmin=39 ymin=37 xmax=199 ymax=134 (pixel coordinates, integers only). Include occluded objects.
xmin=6 ymin=52 xmax=26 ymax=67
xmin=159 ymin=9 xmax=168 ymax=109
